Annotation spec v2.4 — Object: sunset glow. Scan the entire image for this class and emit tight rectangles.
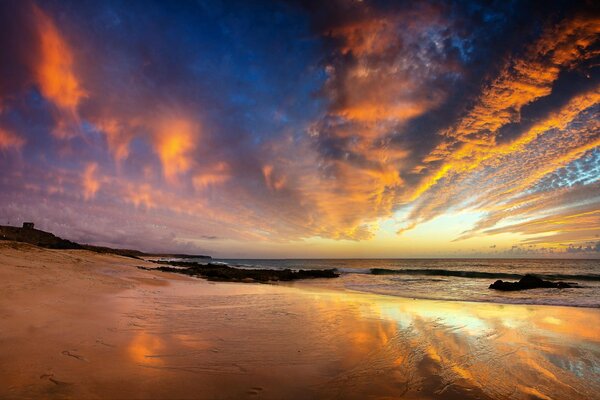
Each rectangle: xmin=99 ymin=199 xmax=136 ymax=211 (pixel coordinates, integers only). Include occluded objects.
xmin=0 ymin=1 xmax=598 ymax=257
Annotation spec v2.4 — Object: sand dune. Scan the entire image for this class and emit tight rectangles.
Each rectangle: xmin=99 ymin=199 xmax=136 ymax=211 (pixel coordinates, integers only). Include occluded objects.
xmin=1 ymin=242 xmax=599 ymax=399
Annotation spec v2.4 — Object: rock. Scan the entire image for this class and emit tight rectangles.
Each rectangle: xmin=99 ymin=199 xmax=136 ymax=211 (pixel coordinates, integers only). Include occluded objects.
xmin=142 ymin=261 xmax=339 ymax=283
xmin=489 ymin=274 xmax=576 ymax=291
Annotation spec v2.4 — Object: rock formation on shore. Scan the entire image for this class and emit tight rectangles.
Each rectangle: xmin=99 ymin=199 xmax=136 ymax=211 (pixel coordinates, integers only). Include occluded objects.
xmin=489 ymin=274 xmax=576 ymax=291
xmin=139 ymin=261 xmax=339 ymax=283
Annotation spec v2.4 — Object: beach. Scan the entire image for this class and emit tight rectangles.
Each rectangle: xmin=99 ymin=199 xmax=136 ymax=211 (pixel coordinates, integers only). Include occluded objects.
xmin=1 ymin=242 xmax=599 ymax=400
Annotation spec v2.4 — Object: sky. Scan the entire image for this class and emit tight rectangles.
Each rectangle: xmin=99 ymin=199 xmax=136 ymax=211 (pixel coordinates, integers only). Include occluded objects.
xmin=0 ymin=0 xmax=598 ymax=258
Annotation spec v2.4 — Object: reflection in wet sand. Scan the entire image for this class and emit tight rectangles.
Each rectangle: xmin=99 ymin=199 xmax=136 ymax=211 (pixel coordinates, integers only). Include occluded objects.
xmin=128 ymin=332 xmax=165 ymax=365
xmin=106 ymin=281 xmax=600 ymax=399
xmin=304 ymin=290 xmax=600 ymax=399
xmin=0 ymin=245 xmax=598 ymax=399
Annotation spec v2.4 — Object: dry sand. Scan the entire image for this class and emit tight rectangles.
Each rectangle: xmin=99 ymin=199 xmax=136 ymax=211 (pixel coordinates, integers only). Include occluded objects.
xmin=1 ymin=241 xmax=599 ymax=399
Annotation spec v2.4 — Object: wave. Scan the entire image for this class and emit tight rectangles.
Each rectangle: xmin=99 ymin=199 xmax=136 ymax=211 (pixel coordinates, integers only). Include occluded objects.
xmin=368 ymin=268 xmax=600 ymax=281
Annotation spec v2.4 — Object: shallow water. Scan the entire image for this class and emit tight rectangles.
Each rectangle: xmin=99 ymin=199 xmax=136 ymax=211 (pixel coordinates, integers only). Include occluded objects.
xmin=210 ymin=258 xmax=600 ymax=308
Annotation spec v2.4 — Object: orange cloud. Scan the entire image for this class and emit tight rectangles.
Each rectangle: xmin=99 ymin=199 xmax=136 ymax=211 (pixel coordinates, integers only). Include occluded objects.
xmin=262 ymin=164 xmax=286 ymax=191
xmin=0 ymin=128 xmax=25 ymax=150
xmin=331 ymin=17 xmax=399 ymax=57
xmin=126 ymin=183 xmax=156 ymax=209
xmin=94 ymin=118 xmax=133 ymax=162
xmin=446 ymin=15 xmax=599 ymax=144
xmin=408 ymin=15 xmax=600 ymax=206
xmin=484 ymin=203 xmax=600 ymax=248
xmin=337 ymin=101 xmax=435 ymax=125
xmin=154 ymin=117 xmax=197 ymax=182
xmin=193 ymin=162 xmax=231 ymax=190
xmin=82 ymin=163 xmax=100 ymax=200
xmin=325 ymin=16 xmax=447 ymax=129
xmin=291 ymin=7 xmax=450 ymax=239
xmin=402 ymin=86 xmax=599 ymax=243
xmin=293 ymin=153 xmax=403 ymax=240
xmin=33 ymin=6 xmax=86 ymax=138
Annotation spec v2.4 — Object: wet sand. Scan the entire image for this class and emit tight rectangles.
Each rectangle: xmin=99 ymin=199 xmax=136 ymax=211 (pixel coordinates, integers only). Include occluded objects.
xmin=1 ymin=242 xmax=599 ymax=399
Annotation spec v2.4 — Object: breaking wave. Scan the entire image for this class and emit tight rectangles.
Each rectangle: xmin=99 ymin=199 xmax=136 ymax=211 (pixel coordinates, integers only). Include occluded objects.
xmin=367 ymin=268 xmax=600 ymax=281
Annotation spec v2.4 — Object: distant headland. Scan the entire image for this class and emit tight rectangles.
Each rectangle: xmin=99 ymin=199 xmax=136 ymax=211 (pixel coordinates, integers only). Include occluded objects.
xmin=0 ymin=222 xmax=211 ymax=260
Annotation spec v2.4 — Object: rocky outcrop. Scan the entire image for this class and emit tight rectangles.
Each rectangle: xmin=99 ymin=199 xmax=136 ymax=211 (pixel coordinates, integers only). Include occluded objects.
xmin=0 ymin=224 xmax=211 ymax=259
xmin=140 ymin=261 xmax=339 ymax=283
xmin=489 ymin=274 xmax=576 ymax=291
xmin=0 ymin=225 xmax=83 ymax=250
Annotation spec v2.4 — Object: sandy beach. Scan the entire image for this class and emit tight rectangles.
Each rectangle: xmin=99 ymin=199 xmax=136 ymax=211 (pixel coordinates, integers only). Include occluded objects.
xmin=1 ymin=241 xmax=599 ymax=400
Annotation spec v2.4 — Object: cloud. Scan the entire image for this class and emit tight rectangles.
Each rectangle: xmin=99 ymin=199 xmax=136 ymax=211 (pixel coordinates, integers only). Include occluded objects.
xmin=448 ymin=15 xmax=598 ymax=142
xmin=283 ymin=1 xmax=469 ymax=239
xmin=396 ymin=14 xmax=600 ymax=245
xmin=412 ymin=15 xmax=600 ymax=200
xmin=125 ymin=183 xmax=156 ymax=209
xmin=0 ymin=128 xmax=25 ymax=150
xmin=566 ymin=242 xmax=600 ymax=253
xmin=0 ymin=1 xmax=597 ymax=256
xmin=82 ymin=162 xmax=100 ymax=200
xmin=153 ymin=116 xmax=198 ymax=182
xmin=92 ymin=118 xmax=133 ymax=162
xmin=262 ymin=164 xmax=286 ymax=191
xmin=193 ymin=162 xmax=231 ymax=190
xmin=32 ymin=5 xmax=86 ymax=138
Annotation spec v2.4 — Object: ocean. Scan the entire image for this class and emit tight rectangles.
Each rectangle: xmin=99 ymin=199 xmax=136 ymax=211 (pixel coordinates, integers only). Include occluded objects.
xmin=203 ymin=258 xmax=600 ymax=308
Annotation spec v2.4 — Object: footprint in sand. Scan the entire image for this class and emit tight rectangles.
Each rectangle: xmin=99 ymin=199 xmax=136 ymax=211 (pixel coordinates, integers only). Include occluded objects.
xmin=49 ymin=377 xmax=72 ymax=386
xmin=40 ymin=373 xmax=72 ymax=386
xmin=96 ymin=338 xmax=116 ymax=347
xmin=247 ymin=387 xmax=264 ymax=396
xmin=61 ymin=350 xmax=88 ymax=362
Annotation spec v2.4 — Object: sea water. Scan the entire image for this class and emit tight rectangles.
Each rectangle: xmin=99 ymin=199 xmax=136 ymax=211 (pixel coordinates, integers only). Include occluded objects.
xmin=202 ymin=258 xmax=600 ymax=308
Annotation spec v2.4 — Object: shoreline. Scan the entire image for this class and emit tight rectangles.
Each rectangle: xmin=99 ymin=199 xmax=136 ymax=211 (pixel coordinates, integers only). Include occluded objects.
xmin=176 ymin=271 xmax=600 ymax=310
xmin=1 ymin=241 xmax=599 ymax=399
xmin=148 ymin=258 xmax=600 ymax=309
xmin=328 ymin=285 xmax=600 ymax=309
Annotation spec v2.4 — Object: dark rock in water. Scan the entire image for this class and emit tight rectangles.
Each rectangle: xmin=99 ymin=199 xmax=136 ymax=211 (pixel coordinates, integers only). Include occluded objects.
xmin=139 ymin=261 xmax=339 ymax=283
xmin=489 ymin=274 xmax=576 ymax=291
